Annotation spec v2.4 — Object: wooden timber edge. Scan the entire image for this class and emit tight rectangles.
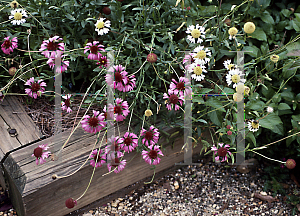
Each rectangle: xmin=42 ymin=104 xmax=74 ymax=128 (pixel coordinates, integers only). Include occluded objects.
xmin=66 ymin=151 xmax=210 ymax=216
xmin=3 ymin=119 xmax=212 ymax=216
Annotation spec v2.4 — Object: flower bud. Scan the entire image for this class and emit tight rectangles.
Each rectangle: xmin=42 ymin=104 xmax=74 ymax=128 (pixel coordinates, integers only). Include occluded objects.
xmin=224 ymin=18 xmax=231 ymax=26
xmin=236 ymin=83 xmax=245 ymax=94
xmin=228 ymin=27 xmax=238 ymax=36
xmin=9 ymin=67 xmax=17 ymax=76
xmin=227 ymin=131 xmax=232 ymax=135
xmin=145 ymin=109 xmax=153 ymax=117
xmin=147 ymin=53 xmax=157 ymax=63
xmin=286 ymin=159 xmax=296 ymax=169
xmin=233 ymin=93 xmax=243 ymax=102
xmin=65 ymin=198 xmax=77 ymax=209
xmin=226 ymin=125 xmax=231 ymax=130
xmin=270 ymin=55 xmax=279 ymax=63
xmin=244 ymin=22 xmax=256 ymax=34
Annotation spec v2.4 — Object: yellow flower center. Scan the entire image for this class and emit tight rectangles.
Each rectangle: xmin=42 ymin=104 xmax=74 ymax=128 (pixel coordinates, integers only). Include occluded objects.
xmin=231 ymin=74 xmax=240 ymax=83
xmin=195 ymin=50 xmax=206 ymax=59
xmin=270 ymin=55 xmax=279 ymax=63
xmin=14 ymin=12 xmax=22 ymax=20
xmin=194 ymin=66 xmax=202 ymax=75
xmin=191 ymin=29 xmax=201 ymax=38
xmin=96 ymin=21 xmax=104 ymax=29
xmin=228 ymin=27 xmax=238 ymax=36
xmin=251 ymin=122 xmax=259 ymax=129
xmin=228 ymin=64 xmax=235 ymax=70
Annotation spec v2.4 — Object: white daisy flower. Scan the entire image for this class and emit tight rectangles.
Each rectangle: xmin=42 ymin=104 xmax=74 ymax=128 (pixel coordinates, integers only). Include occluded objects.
xmin=190 ymin=45 xmax=211 ymax=64
xmin=247 ymin=120 xmax=260 ymax=132
xmin=95 ymin=17 xmax=111 ymax=35
xmin=189 ymin=62 xmax=207 ymax=82
xmin=186 ymin=24 xmax=206 ymax=44
xmin=226 ymin=68 xmax=246 ymax=89
xmin=266 ymin=106 xmax=273 ymax=113
xmin=9 ymin=9 xmax=27 ymax=25
xmin=223 ymin=59 xmax=237 ymax=70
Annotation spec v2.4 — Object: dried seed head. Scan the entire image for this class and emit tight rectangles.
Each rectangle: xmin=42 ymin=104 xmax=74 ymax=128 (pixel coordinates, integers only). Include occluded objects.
xmin=286 ymin=159 xmax=296 ymax=169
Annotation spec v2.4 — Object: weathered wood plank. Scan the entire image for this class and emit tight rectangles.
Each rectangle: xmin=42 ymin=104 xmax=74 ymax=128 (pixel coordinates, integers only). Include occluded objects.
xmin=0 ymin=96 xmax=43 ymax=151
xmin=3 ymin=118 xmax=211 ymax=216
xmin=0 ymin=96 xmax=44 ymax=192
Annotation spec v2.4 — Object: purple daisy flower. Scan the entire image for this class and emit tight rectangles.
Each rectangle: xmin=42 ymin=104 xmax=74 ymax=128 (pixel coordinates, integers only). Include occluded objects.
xmin=39 ymin=35 xmax=64 ymax=58
xmin=163 ymin=89 xmax=185 ymax=111
xmin=140 ymin=125 xmax=160 ymax=148
xmin=84 ymin=41 xmax=105 ymax=61
xmin=1 ymin=36 xmax=18 ymax=54
xmin=46 ymin=52 xmax=70 ymax=73
xmin=120 ymin=132 xmax=138 ymax=153
xmin=81 ymin=110 xmax=106 ymax=134
xmin=211 ymin=143 xmax=232 ymax=162
xmin=107 ymin=156 xmax=127 ymax=174
xmin=96 ymin=55 xmax=110 ymax=69
xmin=105 ymin=64 xmax=136 ymax=92
xmin=61 ymin=94 xmax=72 ymax=113
xmin=105 ymin=135 xmax=124 ymax=161
xmin=169 ymin=76 xmax=192 ymax=98
xmin=31 ymin=144 xmax=51 ymax=165
xmin=142 ymin=144 xmax=164 ymax=165
xmin=24 ymin=77 xmax=47 ymax=99
xmin=107 ymin=98 xmax=130 ymax=122
xmin=89 ymin=149 xmax=106 ymax=168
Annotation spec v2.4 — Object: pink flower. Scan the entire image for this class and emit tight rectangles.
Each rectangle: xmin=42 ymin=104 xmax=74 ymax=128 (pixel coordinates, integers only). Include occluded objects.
xmin=140 ymin=125 xmax=160 ymax=148
xmin=39 ymin=36 xmax=64 ymax=58
xmin=24 ymin=77 xmax=47 ymax=99
xmin=84 ymin=41 xmax=105 ymax=60
xmin=96 ymin=55 xmax=110 ymax=68
xmin=182 ymin=54 xmax=195 ymax=70
xmin=31 ymin=144 xmax=51 ymax=165
xmin=169 ymin=76 xmax=192 ymax=98
xmin=163 ymin=89 xmax=184 ymax=111
xmin=61 ymin=94 xmax=72 ymax=113
xmin=105 ymin=64 xmax=136 ymax=92
xmin=46 ymin=52 xmax=70 ymax=73
xmin=211 ymin=143 xmax=232 ymax=162
xmin=142 ymin=145 xmax=164 ymax=165
xmin=107 ymin=156 xmax=127 ymax=174
xmin=105 ymin=135 xmax=124 ymax=160
xmin=1 ymin=36 xmax=18 ymax=54
xmin=89 ymin=149 xmax=106 ymax=168
xmin=81 ymin=110 xmax=106 ymax=133
xmin=120 ymin=132 xmax=138 ymax=153
xmin=0 ymin=91 xmax=5 ymax=102
xmin=107 ymin=98 xmax=130 ymax=122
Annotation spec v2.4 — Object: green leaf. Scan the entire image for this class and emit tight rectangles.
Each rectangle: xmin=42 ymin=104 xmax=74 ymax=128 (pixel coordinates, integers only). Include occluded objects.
xmin=197 ymin=88 xmax=213 ymax=94
xmin=260 ymin=11 xmax=275 ymax=25
xmin=247 ymin=100 xmax=265 ymax=111
xmin=192 ymin=96 xmax=205 ymax=103
xmin=61 ymin=1 xmax=74 ymax=7
xmin=208 ymin=110 xmax=222 ymax=127
xmin=250 ymin=27 xmax=267 ymax=41
xmin=246 ymin=132 xmax=256 ymax=147
xmin=65 ymin=13 xmax=75 ymax=21
xmin=259 ymin=113 xmax=283 ymax=131
xmin=292 ymin=114 xmax=300 ymax=122
xmin=286 ymin=136 xmax=296 ymax=147
xmin=243 ymin=46 xmax=260 ymax=58
xmin=278 ymin=103 xmax=291 ymax=110
xmin=205 ymin=97 xmax=226 ymax=112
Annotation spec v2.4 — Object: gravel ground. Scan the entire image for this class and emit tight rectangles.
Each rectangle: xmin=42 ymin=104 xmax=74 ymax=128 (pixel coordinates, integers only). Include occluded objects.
xmin=1 ymin=157 xmax=299 ymax=216
xmin=75 ymin=159 xmax=299 ymax=216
